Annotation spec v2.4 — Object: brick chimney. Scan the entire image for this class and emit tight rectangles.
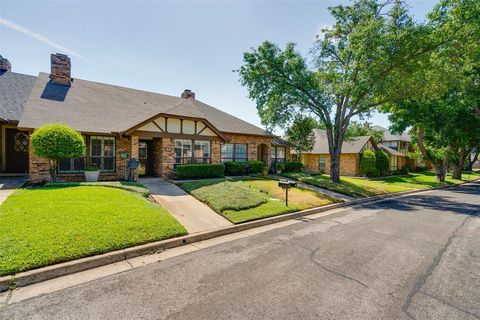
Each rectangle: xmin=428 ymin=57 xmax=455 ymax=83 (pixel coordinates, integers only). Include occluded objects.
xmin=181 ymin=89 xmax=195 ymax=99
xmin=0 ymin=55 xmax=11 ymax=72
xmin=50 ymin=53 xmax=71 ymax=86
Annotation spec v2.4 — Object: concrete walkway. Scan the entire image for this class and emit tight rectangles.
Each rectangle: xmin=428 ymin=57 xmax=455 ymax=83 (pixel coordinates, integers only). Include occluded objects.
xmin=0 ymin=177 xmax=27 ymax=205
xmin=140 ymin=178 xmax=232 ymax=234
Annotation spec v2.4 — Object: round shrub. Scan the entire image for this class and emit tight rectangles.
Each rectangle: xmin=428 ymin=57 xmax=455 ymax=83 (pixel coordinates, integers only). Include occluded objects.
xmin=246 ymin=160 xmax=266 ymax=174
xmin=360 ymin=150 xmax=377 ymax=177
xmin=284 ymin=161 xmax=304 ymax=172
xmin=224 ymin=161 xmax=245 ymax=176
xmin=31 ymin=123 xmax=85 ymax=181
xmin=375 ymin=150 xmax=389 ymax=176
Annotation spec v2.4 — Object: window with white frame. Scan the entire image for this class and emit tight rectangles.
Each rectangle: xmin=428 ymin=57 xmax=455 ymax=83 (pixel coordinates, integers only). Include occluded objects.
xmin=90 ymin=136 xmax=115 ymax=172
xmin=221 ymin=143 xmax=248 ymax=162
xmin=174 ymin=139 xmax=211 ymax=165
xmin=271 ymin=146 xmax=286 ymax=163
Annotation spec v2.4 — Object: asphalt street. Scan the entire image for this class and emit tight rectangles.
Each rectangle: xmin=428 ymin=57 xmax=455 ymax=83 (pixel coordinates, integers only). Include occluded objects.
xmin=1 ymin=181 xmax=479 ymax=320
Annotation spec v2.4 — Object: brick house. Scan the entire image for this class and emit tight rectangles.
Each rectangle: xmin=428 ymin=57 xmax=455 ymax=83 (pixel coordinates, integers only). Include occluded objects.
xmin=290 ymin=129 xmax=378 ymax=176
xmin=373 ymin=125 xmax=431 ymax=171
xmin=0 ymin=54 xmax=289 ymax=182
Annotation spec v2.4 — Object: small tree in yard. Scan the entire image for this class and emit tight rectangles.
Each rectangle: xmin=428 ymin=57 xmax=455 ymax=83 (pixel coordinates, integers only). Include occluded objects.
xmin=360 ymin=150 xmax=377 ymax=178
xmin=375 ymin=150 xmax=389 ymax=176
xmin=31 ymin=124 xmax=85 ymax=182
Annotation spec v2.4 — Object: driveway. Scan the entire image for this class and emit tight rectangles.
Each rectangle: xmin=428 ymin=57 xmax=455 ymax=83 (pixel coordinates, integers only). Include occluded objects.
xmin=2 ymin=181 xmax=479 ymax=319
xmin=140 ymin=178 xmax=232 ymax=233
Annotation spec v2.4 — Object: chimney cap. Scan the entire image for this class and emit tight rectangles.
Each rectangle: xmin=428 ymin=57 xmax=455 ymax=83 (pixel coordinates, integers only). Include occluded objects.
xmin=0 ymin=55 xmax=12 ymax=72
xmin=181 ymin=89 xmax=195 ymax=99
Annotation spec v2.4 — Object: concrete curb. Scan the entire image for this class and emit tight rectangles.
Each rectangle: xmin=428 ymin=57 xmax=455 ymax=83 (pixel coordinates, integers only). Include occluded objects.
xmin=0 ymin=178 xmax=478 ymax=292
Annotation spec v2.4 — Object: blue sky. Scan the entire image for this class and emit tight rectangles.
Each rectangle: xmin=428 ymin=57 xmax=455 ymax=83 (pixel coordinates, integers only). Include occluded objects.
xmin=1 ymin=0 xmax=436 ymax=133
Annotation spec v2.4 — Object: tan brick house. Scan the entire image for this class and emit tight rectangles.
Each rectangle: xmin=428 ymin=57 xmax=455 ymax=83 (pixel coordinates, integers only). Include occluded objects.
xmin=0 ymin=53 xmax=289 ymax=182
xmin=291 ymin=129 xmax=378 ymax=176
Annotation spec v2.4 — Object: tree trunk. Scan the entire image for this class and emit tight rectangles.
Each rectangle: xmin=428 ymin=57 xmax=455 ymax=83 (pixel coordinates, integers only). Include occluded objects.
xmin=465 ymin=149 xmax=479 ymax=171
xmin=326 ymin=127 xmax=343 ymax=183
xmin=435 ymin=165 xmax=446 ymax=182
xmin=330 ymin=155 xmax=341 ymax=183
xmin=451 ymin=148 xmax=467 ymax=180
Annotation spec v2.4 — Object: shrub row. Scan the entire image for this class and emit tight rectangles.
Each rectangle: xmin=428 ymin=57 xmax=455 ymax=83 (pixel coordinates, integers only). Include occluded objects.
xmin=175 ymin=160 xmax=305 ymax=179
xmin=225 ymin=160 xmax=266 ymax=176
xmin=176 ymin=164 xmax=225 ymax=179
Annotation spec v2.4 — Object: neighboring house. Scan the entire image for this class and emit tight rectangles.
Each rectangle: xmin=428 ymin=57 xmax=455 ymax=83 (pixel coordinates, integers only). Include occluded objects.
xmin=372 ymin=125 xmax=428 ymax=171
xmin=290 ymin=129 xmax=378 ymax=176
xmin=0 ymin=53 xmax=290 ymax=182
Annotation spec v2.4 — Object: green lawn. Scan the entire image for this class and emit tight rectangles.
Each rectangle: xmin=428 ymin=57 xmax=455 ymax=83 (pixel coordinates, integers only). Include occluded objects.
xmin=282 ymin=171 xmax=479 ymax=198
xmin=0 ymin=186 xmax=187 ymax=276
xmin=180 ymin=178 xmax=337 ymax=223
xmin=44 ymin=181 xmax=150 ymax=196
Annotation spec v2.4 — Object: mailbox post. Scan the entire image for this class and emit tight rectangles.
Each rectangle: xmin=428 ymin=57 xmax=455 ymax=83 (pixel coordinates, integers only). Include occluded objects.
xmin=278 ymin=179 xmax=297 ymax=207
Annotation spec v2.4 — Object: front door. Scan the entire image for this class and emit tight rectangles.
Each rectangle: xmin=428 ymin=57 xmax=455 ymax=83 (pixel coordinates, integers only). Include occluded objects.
xmin=5 ymin=128 xmax=29 ymax=173
xmin=138 ymin=140 xmax=154 ymax=176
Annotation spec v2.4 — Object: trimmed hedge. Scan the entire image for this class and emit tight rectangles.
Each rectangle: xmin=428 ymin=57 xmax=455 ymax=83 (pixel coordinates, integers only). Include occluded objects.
xmin=224 ymin=161 xmax=246 ymax=176
xmin=360 ymin=150 xmax=377 ymax=177
xmin=284 ymin=161 xmax=304 ymax=172
xmin=375 ymin=150 xmax=389 ymax=176
xmin=247 ymin=160 xmax=266 ymax=174
xmin=176 ymin=164 xmax=225 ymax=179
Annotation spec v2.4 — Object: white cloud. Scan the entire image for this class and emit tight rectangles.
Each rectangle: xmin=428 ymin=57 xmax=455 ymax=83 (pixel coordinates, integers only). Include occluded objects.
xmin=0 ymin=17 xmax=88 ymax=61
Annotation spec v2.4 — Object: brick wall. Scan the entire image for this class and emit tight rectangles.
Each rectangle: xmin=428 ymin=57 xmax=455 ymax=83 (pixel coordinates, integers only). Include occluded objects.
xmin=301 ymin=153 xmax=360 ymax=176
xmin=29 ymin=134 xmax=131 ymax=183
xmin=222 ymin=133 xmax=272 ymax=164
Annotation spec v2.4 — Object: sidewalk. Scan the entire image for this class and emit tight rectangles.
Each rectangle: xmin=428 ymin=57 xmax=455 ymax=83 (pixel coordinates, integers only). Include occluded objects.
xmin=140 ymin=178 xmax=232 ymax=234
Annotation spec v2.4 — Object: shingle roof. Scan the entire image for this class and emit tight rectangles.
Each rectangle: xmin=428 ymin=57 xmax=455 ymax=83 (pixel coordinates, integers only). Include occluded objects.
xmin=378 ymin=144 xmax=406 ymax=157
xmin=19 ymin=72 xmax=269 ymax=136
xmin=0 ymin=71 xmax=36 ymax=122
xmin=372 ymin=125 xmax=411 ymax=142
xmin=291 ymin=129 xmax=373 ymax=154
xmin=272 ymin=136 xmax=291 ymax=147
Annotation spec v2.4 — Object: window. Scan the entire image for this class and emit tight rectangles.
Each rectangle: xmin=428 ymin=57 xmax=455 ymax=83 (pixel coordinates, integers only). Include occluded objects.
xmin=390 ymin=156 xmax=398 ymax=171
xmin=58 ymin=136 xmax=86 ymax=173
xmin=221 ymin=144 xmax=234 ymax=162
xmin=234 ymin=144 xmax=248 ymax=162
xmin=90 ymin=136 xmax=115 ymax=172
xmin=174 ymin=139 xmax=211 ymax=165
xmin=221 ymin=143 xmax=248 ymax=162
xmin=319 ymin=155 xmax=326 ymax=173
xmin=271 ymin=146 xmax=286 ymax=163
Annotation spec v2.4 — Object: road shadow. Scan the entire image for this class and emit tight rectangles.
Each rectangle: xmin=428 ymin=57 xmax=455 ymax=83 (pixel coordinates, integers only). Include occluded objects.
xmin=355 ymin=184 xmax=480 ymax=217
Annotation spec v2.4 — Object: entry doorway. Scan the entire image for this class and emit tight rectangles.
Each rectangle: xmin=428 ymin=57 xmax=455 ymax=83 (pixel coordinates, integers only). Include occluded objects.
xmin=138 ymin=140 xmax=154 ymax=176
xmin=5 ymin=128 xmax=29 ymax=173
xmin=257 ymin=143 xmax=269 ymax=164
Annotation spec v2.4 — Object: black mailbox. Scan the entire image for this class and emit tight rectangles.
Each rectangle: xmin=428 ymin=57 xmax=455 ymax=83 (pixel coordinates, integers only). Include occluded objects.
xmin=127 ymin=158 xmax=139 ymax=169
xmin=278 ymin=180 xmax=297 ymax=189
xmin=278 ymin=180 xmax=296 ymax=207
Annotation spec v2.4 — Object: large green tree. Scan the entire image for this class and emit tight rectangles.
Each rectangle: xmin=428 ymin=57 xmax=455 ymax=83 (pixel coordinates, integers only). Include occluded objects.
xmin=385 ymin=0 xmax=480 ymax=181
xmin=239 ymin=0 xmax=434 ymax=183
xmin=285 ymin=116 xmax=317 ymax=156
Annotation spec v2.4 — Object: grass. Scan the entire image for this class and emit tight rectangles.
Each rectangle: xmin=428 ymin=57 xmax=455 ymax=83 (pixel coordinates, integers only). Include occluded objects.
xmin=0 ymin=186 xmax=187 ymax=276
xmin=180 ymin=178 xmax=337 ymax=223
xmin=282 ymin=171 xmax=480 ymax=198
xmin=44 ymin=181 xmax=149 ymax=196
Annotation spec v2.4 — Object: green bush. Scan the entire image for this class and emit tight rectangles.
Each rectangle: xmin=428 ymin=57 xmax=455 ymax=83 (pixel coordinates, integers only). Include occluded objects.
xmin=247 ymin=160 xmax=266 ymax=174
xmin=275 ymin=162 xmax=286 ymax=172
xmin=399 ymin=166 xmax=410 ymax=175
xmin=284 ymin=161 xmax=304 ymax=172
xmin=375 ymin=150 xmax=389 ymax=176
xmin=224 ymin=161 xmax=246 ymax=176
xmin=415 ymin=165 xmax=426 ymax=172
xmin=31 ymin=123 xmax=85 ymax=181
xmin=360 ymin=150 xmax=377 ymax=177
xmin=176 ymin=164 xmax=225 ymax=179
